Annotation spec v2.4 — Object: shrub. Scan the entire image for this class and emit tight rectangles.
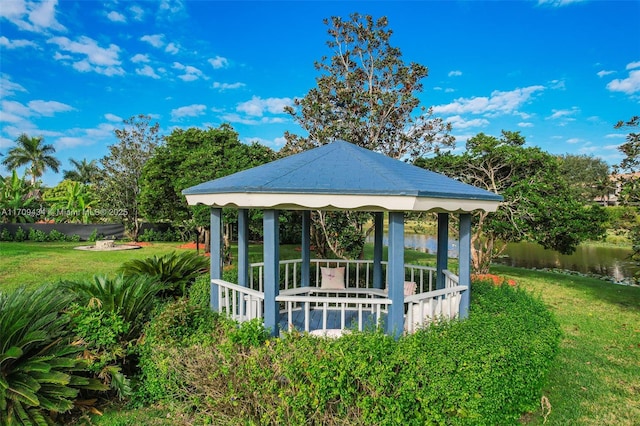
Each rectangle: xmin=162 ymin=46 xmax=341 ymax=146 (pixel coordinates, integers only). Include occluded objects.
xmin=136 ymin=298 xmax=228 ymax=403
xmin=0 ymin=228 xmax=12 ymax=241
xmin=140 ymin=280 xmax=560 ymax=425
xmin=188 ymin=275 xmax=210 ymax=309
xmin=119 ymin=251 xmax=209 ymax=298
xmin=47 ymin=229 xmax=66 ymax=242
xmin=61 ymin=274 xmax=166 ymax=398
xmin=14 ymin=226 xmax=26 ymax=242
xmin=0 ymin=286 xmax=107 ymax=425
xmin=28 ymin=228 xmax=47 ymax=242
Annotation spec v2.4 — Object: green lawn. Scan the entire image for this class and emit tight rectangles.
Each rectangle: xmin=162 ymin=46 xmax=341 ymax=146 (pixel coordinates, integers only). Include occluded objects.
xmin=1 ymin=242 xmax=638 ymax=425
xmin=493 ymin=265 xmax=640 ymax=425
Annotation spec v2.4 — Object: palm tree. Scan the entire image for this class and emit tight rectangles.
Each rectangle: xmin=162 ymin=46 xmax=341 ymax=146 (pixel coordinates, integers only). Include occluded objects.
xmin=63 ymin=158 xmax=102 ymax=185
xmin=1 ymin=133 xmax=61 ymax=185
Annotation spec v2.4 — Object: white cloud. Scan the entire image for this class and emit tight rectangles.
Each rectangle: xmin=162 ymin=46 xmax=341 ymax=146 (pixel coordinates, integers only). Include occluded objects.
xmin=0 ymin=0 xmax=66 ymax=33
xmin=159 ymin=0 xmax=187 ymax=14
xmin=165 ymin=42 xmax=179 ymax=54
xmin=141 ymin=34 xmax=164 ymax=48
xmin=236 ymin=96 xmax=293 ymax=117
xmin=445 ymin=115 xmax=489 ymax=130
xmin=129 ymin=5 xmax=144 ymax=21
xmin=0 ymin=75 xmax=27 ymax=98
xmin=0 ymin=36 xmax=38 ymax=49
xmin=537 ymin=0 xmax=587 ymax=7
xmin=136 ymin=65 xmax=161 ymax=79
xmin=448 ymin=70 xmax=462 ymax=77
xmin=548 ymin=107 xmax=580 ymax=120
xmin=0 ymin=100 xmax=31 ymax=123
xmin=171 ymin=104 xmax=207 ymax=120
xmin=47 ymin=35 xmax=125 ymax=76
xmin=566 ymin=138 xmax=581 ymax=144
xmin=131 ymin=53 xmax=150 ymax=63
xmin=0 ymin=99 xmax=73 ymax=124
xmin=212 ymin=81 xmax=245 ymax=91
xmin=107 ymin=11 xmax=126 ymax=23
xmin=27 ymin=100 xmax=74 ymax=116
xmin=607 ymin=69 xmax=640 ymax=94
xmin=172 ymin=62 xmax=204 ymax=81
xmin=29 ymin=0 xmax=65 ymax=31
xmin=104 ymin=113 xmax=122 ymax=122
xmin=208 ymin=56 xmax=229 ymax=69
xmin=55 ymin=123 xmax=116 ymax=149
xmin=626 ymin=61 xmax=640 ymax=70
xmin=597 ymin=70 xmax=615 ymax=78
xmin=432 ymin=85 xmax=545 ymax=116
xmin=241 ymin=136 xmax=287 ymax=148
xmin=518 ymin=122 xmax=534 ymax=128
xmin=221 ymin=112 xmax=286 ymax=125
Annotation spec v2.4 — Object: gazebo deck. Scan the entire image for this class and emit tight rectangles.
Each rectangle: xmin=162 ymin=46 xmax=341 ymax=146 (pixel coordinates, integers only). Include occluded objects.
xmin=279 ymin=309 xmax=385 ymax=334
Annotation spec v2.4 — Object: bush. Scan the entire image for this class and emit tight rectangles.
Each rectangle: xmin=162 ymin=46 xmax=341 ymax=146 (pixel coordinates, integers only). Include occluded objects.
xmin=119 ymin=251 xmax=209 ymax=299
xmin=28 ymin=228 xmax=47 ymax=242
xmin=139 ymin=280 xmax=560 ymax=425
xmin=136 ymin=298 xmax=228 ymax=403
xmin=14 ymin=226 xmax=26 ymax=242
xmin=0 ymin=228 xmax=12 ymax=241
xmin=0 ymin=286 xmax=107 ymax=425
xmin=47 ymin=229 xmax=66 ymax=241
xmin=61 ymin=274 xmax=166 ymax=399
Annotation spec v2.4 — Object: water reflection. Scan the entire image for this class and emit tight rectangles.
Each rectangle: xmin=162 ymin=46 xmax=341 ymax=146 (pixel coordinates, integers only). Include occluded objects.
xmin=367 ymin=234 xmax=636 ymax=282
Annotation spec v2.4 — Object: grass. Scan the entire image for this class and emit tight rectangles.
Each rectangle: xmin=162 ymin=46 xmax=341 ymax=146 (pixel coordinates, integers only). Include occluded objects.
xmin=1 ymin=241 xmax=638 ymax=424
xmin=492 ymin=265 xmax=640 ymax=425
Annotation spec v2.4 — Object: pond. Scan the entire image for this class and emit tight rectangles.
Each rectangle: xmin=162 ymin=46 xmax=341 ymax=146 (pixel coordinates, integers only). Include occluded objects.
xmin=367 ymin=234 xmax=636 ymax=283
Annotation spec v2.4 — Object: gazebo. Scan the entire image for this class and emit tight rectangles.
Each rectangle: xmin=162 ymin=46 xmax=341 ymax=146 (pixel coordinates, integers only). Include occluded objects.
xmin=183 ymin=141 xmax=502 ymax=337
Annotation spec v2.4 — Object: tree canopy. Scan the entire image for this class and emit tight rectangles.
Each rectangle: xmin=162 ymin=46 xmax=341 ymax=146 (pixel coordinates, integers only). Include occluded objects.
xmin=416 ymin=131 xmax=607 ymax=272
xmin=139 ymin=124 xmax=276 ymax=242
xmin=283 ymin=13 xmax=453 ymax=160
xmin=97 ymin=114 xmax=160 ymax=240
xmin=63 ymin=158 xmax=102 ymax=186
xmin=1 ymin=134 xmax=60 ymax=186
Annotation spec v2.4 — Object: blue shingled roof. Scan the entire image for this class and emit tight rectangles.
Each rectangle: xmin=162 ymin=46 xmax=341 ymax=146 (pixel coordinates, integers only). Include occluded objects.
xmin=182 ymin=140 xmax=502 ymax=201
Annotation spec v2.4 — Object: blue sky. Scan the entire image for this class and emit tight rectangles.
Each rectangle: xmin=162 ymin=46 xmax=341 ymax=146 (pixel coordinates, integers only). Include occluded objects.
xmin=1 ymin=0 xmax=639 ymax=187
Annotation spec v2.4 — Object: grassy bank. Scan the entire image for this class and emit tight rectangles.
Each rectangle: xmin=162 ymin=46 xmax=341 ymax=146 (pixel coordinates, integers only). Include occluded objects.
xmin=492 ymin=265 xmax=640 ymax=425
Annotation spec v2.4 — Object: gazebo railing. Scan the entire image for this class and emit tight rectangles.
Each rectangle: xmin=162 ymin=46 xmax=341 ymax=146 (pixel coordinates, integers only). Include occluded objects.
xmin=214 ymin=262 xmax=466 ymax=335
xmin=404 ymin=270 xmax=466 ymax=333
xmin=249 ymin=259 xmax=439 ymax=293
xmin=212 ymin=278 xmax=265 ymax=323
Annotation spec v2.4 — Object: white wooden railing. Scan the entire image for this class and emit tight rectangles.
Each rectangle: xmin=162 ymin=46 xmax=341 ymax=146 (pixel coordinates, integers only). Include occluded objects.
xmin=212 ymin=278 xmax=265 ymax=323
xmin=404 ymin=270 xmax=466 ymax=333
xmin=215 ymin=261 xmax=466 ymax=335
xmin=249 ymin=258 xmax=439 ymax=292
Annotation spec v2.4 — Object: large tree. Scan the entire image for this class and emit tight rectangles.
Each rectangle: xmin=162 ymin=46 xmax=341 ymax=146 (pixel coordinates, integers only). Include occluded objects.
xmin=282 ymin=13 xmax=453 ymax=259
xmin=416 ymin=131 xmax=607 ymax=273
xmin=1 ymin=133 xmax=61 ymax=186
xmin=557 ymin=154 xmax=611 ymax=203
xmin=614 ymin=116 xmax=640 ymax=279
xmin=283 ymin=13 xmax=454 ymax=159
xmin=97 ymin=114 xmax=160 ymax=240
xmin=139 ymin=124 xmax=277 ymax=250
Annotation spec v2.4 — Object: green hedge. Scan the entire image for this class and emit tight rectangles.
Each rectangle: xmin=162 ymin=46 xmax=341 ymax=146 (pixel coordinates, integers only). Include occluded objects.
xmin=138 ymin=280 xmax=561 ymax=425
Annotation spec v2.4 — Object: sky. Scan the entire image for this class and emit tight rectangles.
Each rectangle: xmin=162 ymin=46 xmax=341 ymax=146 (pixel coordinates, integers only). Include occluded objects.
xmin=1 ymin=0 xmax=639 ymax=187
